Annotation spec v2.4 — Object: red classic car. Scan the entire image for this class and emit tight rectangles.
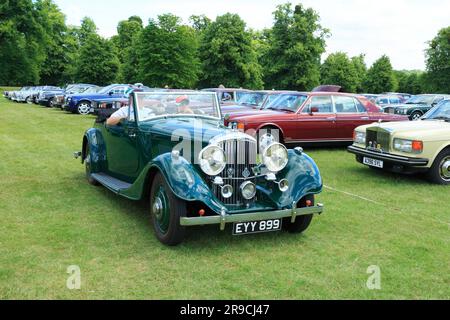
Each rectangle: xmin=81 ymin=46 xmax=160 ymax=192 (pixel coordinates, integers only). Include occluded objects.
xmin=225 ymin=92 xmax=408 ymax=144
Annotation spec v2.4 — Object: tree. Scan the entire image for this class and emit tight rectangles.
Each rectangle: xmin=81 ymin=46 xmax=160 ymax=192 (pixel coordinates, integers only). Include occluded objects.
xmin=351 ymin=54 xmax=367 ymax=93
xmin=34 ymin=0 xmax=72 ymax=85
xmin=394 ymin=70 xmax=424 ymax=94
xmin=113 ymin=16 xmax=144 ymax=82
xmin=262 ymin=3 xmax=329 ymax=90
xmin=0 ymin=0 xmax=46 ymax=85
xmin=320 ymin=52 xmax=358 ymax=92
xmin=425 ymin=26 xmax=450 ymax=93
xmin=199 ymin=13 xmax=263 ymax=89
xmin=75 ymin=34 xmax=120 ymax=85
xmin=138 ymin=14 xmax=200 ymax=88
xmin=189 ymin=15 xmax=211 ymax=33
xmin=364 ymin=55 xmax=396 ymax=93
xmin=77 ymin=17 xmax=97 ymax=46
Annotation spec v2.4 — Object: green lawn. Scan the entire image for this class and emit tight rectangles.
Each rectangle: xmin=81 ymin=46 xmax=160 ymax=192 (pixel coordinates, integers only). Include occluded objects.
xmin=0 ymin=97 xmax=449 ymax=300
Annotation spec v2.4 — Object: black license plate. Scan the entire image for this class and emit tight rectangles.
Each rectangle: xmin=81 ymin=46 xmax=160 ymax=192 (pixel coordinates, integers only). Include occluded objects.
xmin=233 ymin=219 xmax=282 ymax=236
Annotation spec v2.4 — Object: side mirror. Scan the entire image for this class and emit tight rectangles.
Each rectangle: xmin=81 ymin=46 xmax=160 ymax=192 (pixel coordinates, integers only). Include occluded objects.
xmin=310 ymin=106 xmax=319 ymax=114
xmin=108 ymin=91 xmax=114 ymax=96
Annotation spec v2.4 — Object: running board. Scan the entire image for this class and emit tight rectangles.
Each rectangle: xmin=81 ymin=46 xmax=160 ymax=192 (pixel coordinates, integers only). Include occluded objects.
xmin=91 ymin=173 xmax=132 ymax=193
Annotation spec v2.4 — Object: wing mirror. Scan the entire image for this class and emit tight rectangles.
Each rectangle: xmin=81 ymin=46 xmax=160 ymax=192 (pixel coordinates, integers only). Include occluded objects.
xmin=108 ymin=91 xmax=114 ymax=96
xmin=309 ymin=106 xmax=319 ymax=114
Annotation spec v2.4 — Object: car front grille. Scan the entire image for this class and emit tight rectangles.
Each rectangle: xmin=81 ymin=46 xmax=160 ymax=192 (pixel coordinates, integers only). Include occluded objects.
xmin=366 ymin=127 xmax=390 ymax=152
xmin=209 ymin=137 xmax=258 ymax=206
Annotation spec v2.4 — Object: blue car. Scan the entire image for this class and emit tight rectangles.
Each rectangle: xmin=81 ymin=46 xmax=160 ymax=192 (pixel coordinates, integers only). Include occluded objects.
xmin=64 ymin=84 xmax=134 ymax=115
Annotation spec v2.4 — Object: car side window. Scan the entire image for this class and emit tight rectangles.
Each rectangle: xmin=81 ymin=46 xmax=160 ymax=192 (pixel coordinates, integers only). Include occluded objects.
xmin=221 ymin=92 xmax=233 ymax=102
xmin=309 ymin=96 xmax=334 ymax=113
xmin=354 ymin=98 xmax=367 ymax=113
xmin=114 ymin=86 xmax=126 ymax=95
xmin=334 ymin=96 xmax=359 ymax=113
xmin=390 ymin=98 xmax=400 ymax=104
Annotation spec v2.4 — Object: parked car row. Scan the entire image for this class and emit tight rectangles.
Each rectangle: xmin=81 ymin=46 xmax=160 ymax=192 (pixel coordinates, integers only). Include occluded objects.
xmin=3 ymin=83 xmax=449 ymax=246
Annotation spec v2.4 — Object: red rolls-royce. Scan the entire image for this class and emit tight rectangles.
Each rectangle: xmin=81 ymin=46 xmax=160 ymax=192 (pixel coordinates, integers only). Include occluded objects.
xmin=225 ymin=92 xmax=408 ymax=144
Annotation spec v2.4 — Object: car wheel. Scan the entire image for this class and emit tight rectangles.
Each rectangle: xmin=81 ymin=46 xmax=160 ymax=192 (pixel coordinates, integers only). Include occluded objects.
xmin=410 ymin=111 xmax=422 ymax=121
xmin=427 ymin=149 xmax=450 ymax=185
xmin=150 ymin=172 xmax=186 ymax=246
xmin=25 ymin=96 xmax=32 ymax=104
xmin=282 ymin=195 xmax=314 ymax=234
xmin=85 ymin=145 xmax=100 ymax=186
xmin=49 ymin=98 xmax=56 ymax=108
xmin=77 ymin=102 xmax=91 ymax=115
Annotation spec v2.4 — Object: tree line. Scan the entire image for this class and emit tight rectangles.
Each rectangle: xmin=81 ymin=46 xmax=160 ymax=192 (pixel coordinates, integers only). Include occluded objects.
xmin=0 ymin=0 xmax=448 ymax=93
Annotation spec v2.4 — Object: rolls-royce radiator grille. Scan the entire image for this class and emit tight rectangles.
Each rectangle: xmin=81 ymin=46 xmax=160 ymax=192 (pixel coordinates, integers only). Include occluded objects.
xmin=209 ymin=139 xmax=257 ymax=206
xmin=366 ymin=128 xmax=390 ymax=152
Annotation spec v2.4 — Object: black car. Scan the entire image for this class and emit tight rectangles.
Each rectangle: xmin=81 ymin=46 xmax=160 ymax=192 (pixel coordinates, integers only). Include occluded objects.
xmin=389 ymin=94 xmax=450 ymax=120
xmin=37 ymin=87 xmax=65 ymax=107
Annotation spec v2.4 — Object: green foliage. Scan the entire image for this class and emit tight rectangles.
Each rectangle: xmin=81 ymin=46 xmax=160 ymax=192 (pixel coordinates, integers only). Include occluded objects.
xmin=114 ymin=16 xmax=144 ymax=83
xmin=75 ymin=34 xmax=120 ymax=85
xmin=351 ymin=55 xmax=367 ymax=93
xmin=394 ymin=70 xmax=424 ymax=94
xmin=425 ymin=26 xmax=450 ymax=93
xmin=77 ymin=17 xmax=97 ymax=46
xmin=138 ymin=14 xmax=200 ymax=88
xmin=320 ymin=52 xmax=358 ymax=93
xmin=0 ymin=0 xmax=46 ymax=85
xmin=364 ymin=55 xmax=396 ymax=93
xmin=189 ymin=15 xmax=211 ymax=33
xmin=199 ymin=13 xmax=263 ymax=89
xmin=34 ymin=0 xmax=71 ymax=85
xmin=262 ymin=3 xmax=329 ymax=90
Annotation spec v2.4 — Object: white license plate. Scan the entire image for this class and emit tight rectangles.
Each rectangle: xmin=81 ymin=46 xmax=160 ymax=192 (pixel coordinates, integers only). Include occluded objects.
xmin=363 ymin=157 xmax=384 ymax=168
xmin=233 ymin=219 xmax=282 ymax=236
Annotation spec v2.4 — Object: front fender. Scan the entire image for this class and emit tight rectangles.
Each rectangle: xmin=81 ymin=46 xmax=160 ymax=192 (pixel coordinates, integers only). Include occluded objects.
xmin=256 ymin=150 xmax=323 ymax=208
xmin=121 ymin=153 xmax=225 ymax=212
xmin=82 ymin=128 xmax=106 ymax=173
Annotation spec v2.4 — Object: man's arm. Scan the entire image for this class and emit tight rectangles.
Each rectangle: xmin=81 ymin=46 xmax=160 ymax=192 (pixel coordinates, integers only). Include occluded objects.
xmin=106 ymin=107 xmax=127 ymax=126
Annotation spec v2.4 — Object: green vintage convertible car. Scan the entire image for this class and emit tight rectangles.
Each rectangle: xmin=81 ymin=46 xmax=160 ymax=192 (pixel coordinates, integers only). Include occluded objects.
xmin=76 ymin=91 xmax=324 ymax=245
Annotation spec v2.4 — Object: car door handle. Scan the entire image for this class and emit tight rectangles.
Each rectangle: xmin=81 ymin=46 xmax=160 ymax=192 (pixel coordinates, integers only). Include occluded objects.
xmin=360 ymin=117 xmax=370 ymax=120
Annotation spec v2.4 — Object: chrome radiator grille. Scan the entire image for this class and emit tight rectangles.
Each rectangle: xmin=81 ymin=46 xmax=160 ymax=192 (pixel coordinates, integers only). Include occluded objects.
xmin=209 ymin=138 xmax=257 ymax=206
xmin=366 ymin=127 xmax=390 ymax=152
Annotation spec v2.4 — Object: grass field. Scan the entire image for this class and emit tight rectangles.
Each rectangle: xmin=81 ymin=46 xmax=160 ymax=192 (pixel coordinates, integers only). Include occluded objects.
xmin=0 ymin=96 xmax=449 ymax=300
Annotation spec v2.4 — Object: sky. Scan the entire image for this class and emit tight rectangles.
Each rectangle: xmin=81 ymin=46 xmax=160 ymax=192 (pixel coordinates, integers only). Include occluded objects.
xmin=53 ymin=0 xmax=450 ymax=71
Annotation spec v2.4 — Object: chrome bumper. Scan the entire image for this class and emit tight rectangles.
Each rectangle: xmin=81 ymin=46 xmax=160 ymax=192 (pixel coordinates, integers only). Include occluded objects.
xmin=180 ymin=204 xmax=324 ymax=231
xmin=348 ymin=145 xmax=429 ymax=166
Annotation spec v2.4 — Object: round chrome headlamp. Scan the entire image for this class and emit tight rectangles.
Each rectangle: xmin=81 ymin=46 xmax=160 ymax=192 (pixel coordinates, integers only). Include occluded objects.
xmin=262 ymin=143 xmax=288 ymax=172
xmin=240 ymin=181 xmax=257 ymax=200
xmin=199 ymin=145 xmax=226 ymax=176
xmin=221 ymin=185 xmax=233 ymax=199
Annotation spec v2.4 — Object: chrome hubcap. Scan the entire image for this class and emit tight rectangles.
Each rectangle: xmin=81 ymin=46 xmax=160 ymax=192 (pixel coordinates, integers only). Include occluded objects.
xmin=412 ymin=113 xmax=421 ymax=120
xmin=439 ymin=157 xmax=450 ymax=180
xmin=152 ymin=197 xmax=163 ymax=220
xmin=78 ymin=103 xmax=90 ymax=115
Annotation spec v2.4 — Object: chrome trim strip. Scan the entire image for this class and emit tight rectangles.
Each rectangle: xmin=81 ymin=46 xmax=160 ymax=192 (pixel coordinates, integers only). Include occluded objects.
xmin=348 ymin=145 xmax=429 ymax=165
xmin=180 ymin=204 xmax=324 ymax=228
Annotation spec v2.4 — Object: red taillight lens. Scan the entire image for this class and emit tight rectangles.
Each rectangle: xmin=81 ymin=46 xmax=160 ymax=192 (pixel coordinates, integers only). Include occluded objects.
xmin=412 ymin=140 xmax=423 ymax=152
